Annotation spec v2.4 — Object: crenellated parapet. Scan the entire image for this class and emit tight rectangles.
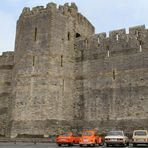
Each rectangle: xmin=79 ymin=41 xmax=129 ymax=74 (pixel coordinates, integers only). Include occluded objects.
xmin=97 ymin=25 xmax=147 ymax=43
xmin=21 ymin=2 xmax=77 ymax=16
xmin=0 ymin=52 xmax=14 ymax=67
xmin=75 ymin=25 xmax=148 ymax=61
xmin=19 ymin=2 xmax=94 ymax=32
xmin=0 ymin=51 xmax=14 ymax=56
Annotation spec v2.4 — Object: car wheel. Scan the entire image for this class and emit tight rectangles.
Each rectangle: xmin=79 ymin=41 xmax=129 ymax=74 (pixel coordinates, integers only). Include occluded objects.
xmin=92 ymin=143 xmax=96 ymax=147
xmin=133 ymin=143 xmax=137 ymax=147
xmin=58 ymin=144 xmax=62 ymax=147
xmin=99 ymin=142 xmax=104 ymax=146
xmin=93 ymin=141 xmax=97 ymax=147
xmin=126 ymin=142 xmax=129 ymax=146
xmin=68 ymin=143 xmax=73 ymax=147
xmin=80 ymin=144 xmax=83 ymax=147
xmin=106 ymin=143 xmax=109 ymax=147
xmin=121 ymin=143 xmax=126 ymax=147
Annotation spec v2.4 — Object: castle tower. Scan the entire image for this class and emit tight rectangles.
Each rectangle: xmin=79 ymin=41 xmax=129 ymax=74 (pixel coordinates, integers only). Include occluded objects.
xmin=10 ymin=3 xmax=94 ymax=137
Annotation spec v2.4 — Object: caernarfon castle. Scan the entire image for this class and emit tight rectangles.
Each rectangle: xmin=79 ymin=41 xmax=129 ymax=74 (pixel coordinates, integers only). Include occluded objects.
xmin=0 ymin=2 xmax=148 ymax=137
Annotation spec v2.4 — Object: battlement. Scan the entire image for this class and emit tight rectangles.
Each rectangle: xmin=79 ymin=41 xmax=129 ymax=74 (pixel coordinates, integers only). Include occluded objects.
xmin=19 ymin=3 xmax=93 ymax=31
xmin=76 ymin=25 xmax=148 ymax=46
xmin=98 ymin=25 xmax=146 ymax=40
xmin=0 ymin=51 xmax=14 ymax=58
xmin=75 ymin=25 xmax=148 ymax=61
xmin=0 ymin=51 xmax=14 ymax=67
xmin=21 ymin=2 xmax=78 ymax=16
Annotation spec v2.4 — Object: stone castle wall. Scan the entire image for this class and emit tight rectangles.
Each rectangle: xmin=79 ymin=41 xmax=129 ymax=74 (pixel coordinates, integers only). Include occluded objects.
xmin=0 ymin=2 xmax=148 ymax=137
xmin=0 ymin=52 xmax=14 ymax=136
xmin=75 ymin=25 xmax=148 ymax=132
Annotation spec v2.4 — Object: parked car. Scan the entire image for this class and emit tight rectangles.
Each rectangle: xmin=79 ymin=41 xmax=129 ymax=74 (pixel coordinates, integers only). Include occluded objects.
xmin=132 ymin=130 xmax=148 ymax=146
xmin=105 ymin=130 xmax=129 ymax=147
xmin=56 ymin=132 xmax=80 ymax=146
xmin=79 ymin=130 xmax=104 ymax=147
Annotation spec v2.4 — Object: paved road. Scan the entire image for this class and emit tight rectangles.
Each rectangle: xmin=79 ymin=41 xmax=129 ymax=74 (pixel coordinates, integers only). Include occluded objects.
xmin=0 ymin=143 xmax=147 ymax=148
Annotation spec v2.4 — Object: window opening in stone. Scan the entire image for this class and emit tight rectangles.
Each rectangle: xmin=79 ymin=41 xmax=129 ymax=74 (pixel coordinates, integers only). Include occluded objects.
xmin=68 ymin=32 xmax=70 ymax=41
xmin=32 ymin=56 xmax=35 ymax=66
xmin=136 ymin=30 xmax=140 ymax=39
xmin=76 ymin=33 xmax=81 ymax=38
xmin=61 ymin=55 xmax=63 ymax=67
xmin=107 ymin=46 xmax=110 ymax=57
xmin=34 ymin=28 xmax=37 ymax=41
xmin=63 ymin=79 xmax=65 ymax=93
xmin=98 ymin=37 xmax=100 ymax=46
xmin=85 ymin=39 xmax=88 ymax=44
xmin=136 ymin=30 xmax=138 ymax=37
xmin=139 ymin=41 xmax=142 ymax=52
xmin=116 ymin=33 xmax=119 ymax=41
xmin=113 ymin=70 xmax=116 ymax=80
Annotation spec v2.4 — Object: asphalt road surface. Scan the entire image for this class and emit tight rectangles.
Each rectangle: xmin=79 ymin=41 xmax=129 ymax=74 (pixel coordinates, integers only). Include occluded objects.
xmin=0 ymin=143 xmax=147 ymax=148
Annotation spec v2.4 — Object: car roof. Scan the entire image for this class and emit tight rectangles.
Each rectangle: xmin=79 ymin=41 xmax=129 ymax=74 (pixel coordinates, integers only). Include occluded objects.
xmin=83 ymin=130 xmax=94 ymax=132
xmin=134 ymin=130 xmax=147 ymax=132
xmin=109 ymin=130 xmax=123 ymax=132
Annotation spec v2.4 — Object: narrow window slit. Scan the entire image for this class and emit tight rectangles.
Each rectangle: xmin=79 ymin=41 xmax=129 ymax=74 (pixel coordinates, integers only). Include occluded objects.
xmin=113 ymin=70 xmax=116 ymax=80
xmin=85 ymin=39 xmax=88 ymax=46
xmin=107 ymin=46 xmax=110 ymax=57
xmin=136 ymin=30 xmax=139 ymax=37
xmin=136 ymin=30 xmax=140 ymax=39
xmin=61 ymin=55 xmax=63 ymax=67
xmin=63 ymin=79 xmax=65 ymax=93
xmin=32 ymin=56 xmax=35 ymax=66
xmin=116 ymin=33 xmax=119 ymax=41
xmin=34 ymin=28 xmax=37 ymax=41
xmin=139 ymin=41 xmax=142 ymax=52
xmin=68 ymin=32 xmax=70 ymax=41
xmin=98 ymin=37 xmax=100 ymax=46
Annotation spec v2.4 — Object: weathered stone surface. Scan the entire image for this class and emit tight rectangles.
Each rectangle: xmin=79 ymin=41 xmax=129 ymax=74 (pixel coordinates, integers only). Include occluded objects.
xmin=74 ymin=27 xmax=148 ymax=132
xmin=0 ymin=3 xmax=147 ymax=137
xmin=10 ymin=3 xmax=94 ymax=137
xmin=0 ymin=52 xmax=14 ymax=136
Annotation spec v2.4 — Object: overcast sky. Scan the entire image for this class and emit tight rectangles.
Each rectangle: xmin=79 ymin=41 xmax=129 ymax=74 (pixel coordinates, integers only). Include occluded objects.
xmin=0 ymin=0 xmax=148 ymax=53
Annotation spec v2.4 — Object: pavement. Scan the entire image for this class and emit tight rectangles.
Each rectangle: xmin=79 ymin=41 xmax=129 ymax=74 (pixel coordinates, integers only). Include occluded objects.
xmin=0 ymin=143 xmax=147 ymax=148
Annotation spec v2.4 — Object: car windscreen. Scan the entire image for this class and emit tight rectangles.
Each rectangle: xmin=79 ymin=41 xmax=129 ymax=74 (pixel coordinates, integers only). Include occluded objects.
xmin=107 ymin=131 xmax=123 ymax=136
xmin=82 ymin=132 xmax=92 ymax=136
xmin=61 ymin=133 xmax=71 ymax=137
xmin=134 ymin=131 xmax=147 ymax=136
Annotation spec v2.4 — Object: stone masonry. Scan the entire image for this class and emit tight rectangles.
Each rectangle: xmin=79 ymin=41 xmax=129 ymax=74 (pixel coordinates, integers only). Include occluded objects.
xmin=0 ymin=2 xmax=147 ymax=137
